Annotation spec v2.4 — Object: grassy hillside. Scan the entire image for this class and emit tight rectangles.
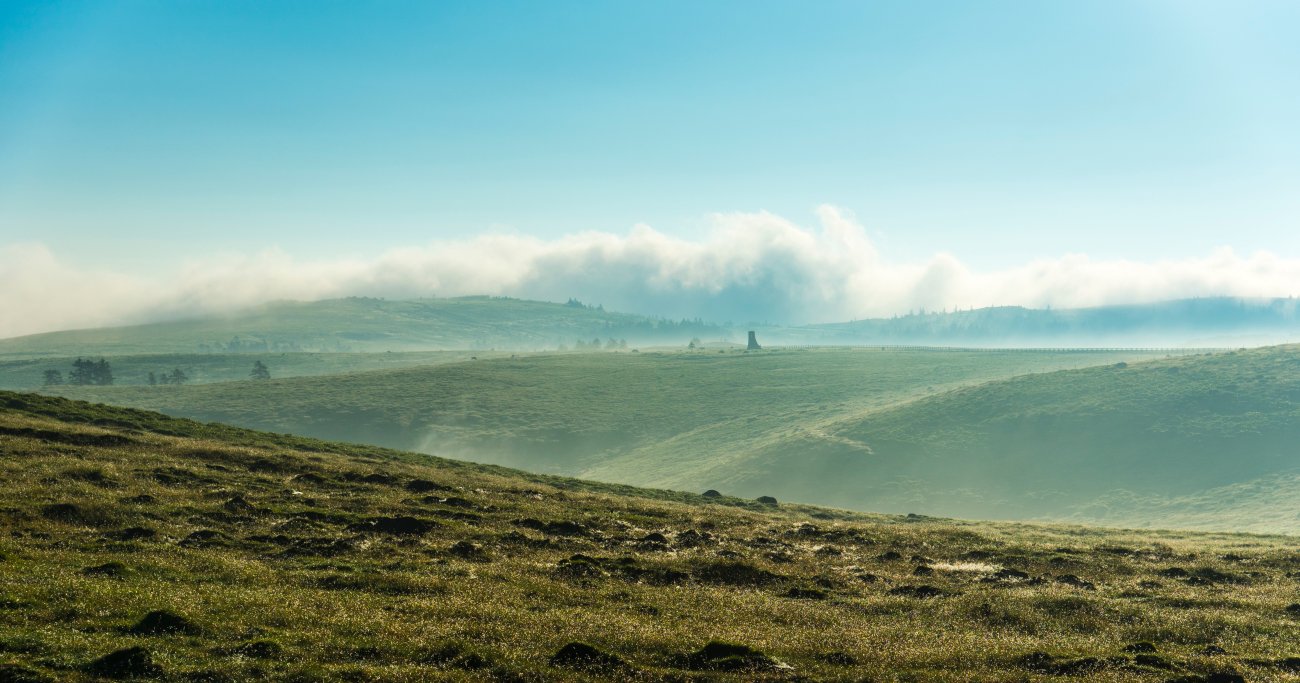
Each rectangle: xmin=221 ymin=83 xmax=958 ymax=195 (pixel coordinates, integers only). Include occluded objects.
xmin=768 ymin=345 xmax=1300 ymax=527
xmin=0 ymin=296 xmax=722 ymax=358
xmin=48 ymin=348 xmax=1181 ymax=509
xmin=2 ymin=391 xmax=1299 ymax=681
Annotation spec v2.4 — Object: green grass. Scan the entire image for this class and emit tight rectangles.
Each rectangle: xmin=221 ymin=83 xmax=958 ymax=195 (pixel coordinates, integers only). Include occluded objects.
xmin=0 ymin=350 xmax=512 ymax=391
xmin=45 ymin=347 xmax=1222 ymax=525
xmin=2 ymin=391 xmax=1299 ymax=681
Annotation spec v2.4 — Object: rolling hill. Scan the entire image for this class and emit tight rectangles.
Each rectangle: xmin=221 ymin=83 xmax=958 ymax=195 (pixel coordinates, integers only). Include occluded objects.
xmin=0 ymin=296 xmax=723 ymax=358
xmin=1 ymin=391 xmax=1297 ymax=681
xmin=48 ymin=347 xmax=1249 ymax=526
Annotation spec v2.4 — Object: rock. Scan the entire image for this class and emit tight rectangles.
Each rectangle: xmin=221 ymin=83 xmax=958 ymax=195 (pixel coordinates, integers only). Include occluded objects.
xmin=913 ymin=565 xmax=934 ymax=576
xmin=1124 ymin=642 xmax=1158 ymax=654
xmin=129 ymin=610 xmax=202 ymax=635
xmin=701 ymin=489 xmax=722 ymax=498
xmin=1285 ymin=603 xmax=1300 ymax=616
xmin=84 ymin=647 xmax=162 ymax=679
xmin=640 ymin=532 xmax=668 ymax=544
xmin=548 ymin=642 xmax=628 ymax=672
xmin=756 ymin=496 xmax=778 ymax=506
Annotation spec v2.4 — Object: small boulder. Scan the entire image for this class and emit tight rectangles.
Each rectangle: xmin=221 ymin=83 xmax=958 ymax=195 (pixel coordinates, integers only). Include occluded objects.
xmin=701 ymin=489 xmax=722 ymax=498
xmin=756 ymin=496 xmax=778 ymax=506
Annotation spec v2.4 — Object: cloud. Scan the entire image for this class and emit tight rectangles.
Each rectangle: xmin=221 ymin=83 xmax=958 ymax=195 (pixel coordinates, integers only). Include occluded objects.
xmin=4 ymin=206 xmax=1300 ymax=338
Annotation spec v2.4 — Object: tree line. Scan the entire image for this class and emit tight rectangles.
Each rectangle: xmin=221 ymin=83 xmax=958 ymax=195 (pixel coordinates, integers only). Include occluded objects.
xmin=43 ymin=358 xmax=114 ymax=386
xmin=43 ymin=360 xmax=271 ymax=386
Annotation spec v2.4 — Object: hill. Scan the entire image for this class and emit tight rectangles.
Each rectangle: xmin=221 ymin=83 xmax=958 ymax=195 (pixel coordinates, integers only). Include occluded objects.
xmin=1 ymin=391 xmax=1298 ymax=681
xmin=46 ymin=348 xmax=1193 ymax=515
xmin=0 ymin=296 xmax=723 ymax=359
xmin=775 ymin=345 xmax=1300 ymax=528
xmin=778 ymin=297 xmax=1300 ymax=347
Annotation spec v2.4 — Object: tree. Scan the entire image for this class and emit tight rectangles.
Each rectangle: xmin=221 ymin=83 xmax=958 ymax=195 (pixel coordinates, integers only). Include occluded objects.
xmin=93 ymin=359 xmax=114 ymax=386
xmin=148 ymin=372 xmax=157 ymax=386
xmin=68 ymin=358 xmax=112 ymax=385
xmin=69 ymin=358 xmax=93 ymax=385
xmin=168 ymin=368 xmax=188 ymax=385
xmin=250 ymin=360 xmax=271 ymax=380
xmin=42 ymin=369 xmax=63 ymax=386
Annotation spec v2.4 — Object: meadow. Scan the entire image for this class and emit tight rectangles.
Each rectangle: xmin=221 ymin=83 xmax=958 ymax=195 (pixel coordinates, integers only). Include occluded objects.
xmin=49 ymin=346 xmax=1270 ymax=530
xmin=1 ymin=391 xmax=1298 ymax=681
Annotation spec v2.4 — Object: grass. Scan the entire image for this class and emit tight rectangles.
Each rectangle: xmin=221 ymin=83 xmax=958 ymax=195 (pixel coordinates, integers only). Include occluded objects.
xmin=47 ymin=347 xmax=1225 ymax=525
xmin=2 ymin=391 xmax=1299 ymax=681
xmin=0 ymin=350 xmax=511 ymax=391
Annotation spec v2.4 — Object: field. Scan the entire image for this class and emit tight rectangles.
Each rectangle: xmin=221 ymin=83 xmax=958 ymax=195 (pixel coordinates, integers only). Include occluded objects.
xmin=0 ymin=351 xmax=508 ymax=391
xmin=50 ymin=346 xmax=1290 ymax=530
xmin=2 ymin=391 xmax=1299 ymax=682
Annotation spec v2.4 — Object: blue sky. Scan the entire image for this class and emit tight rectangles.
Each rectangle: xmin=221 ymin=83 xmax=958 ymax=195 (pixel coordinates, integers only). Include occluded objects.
xmin=2 ymin=1 xmax=1300 ymax=334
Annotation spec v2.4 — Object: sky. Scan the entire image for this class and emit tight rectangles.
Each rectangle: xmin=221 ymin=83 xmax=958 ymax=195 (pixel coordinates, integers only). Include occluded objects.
xmin=2 ymin=1 xmax=1300 ymax=336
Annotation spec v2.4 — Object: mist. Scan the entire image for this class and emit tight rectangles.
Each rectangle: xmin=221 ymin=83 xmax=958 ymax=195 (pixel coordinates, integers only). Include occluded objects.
xmin=5 ymin=205 xmax=1300 ymax=339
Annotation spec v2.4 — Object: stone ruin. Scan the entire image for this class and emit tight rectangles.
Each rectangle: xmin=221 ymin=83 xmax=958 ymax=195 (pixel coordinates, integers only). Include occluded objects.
xmin=747 ymin=331 xmax=761 ymax=351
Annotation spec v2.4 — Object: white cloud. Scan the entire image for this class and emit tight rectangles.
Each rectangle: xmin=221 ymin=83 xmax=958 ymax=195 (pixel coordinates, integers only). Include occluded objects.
xmin=4 ymin=206 xmax=1300 ymax=338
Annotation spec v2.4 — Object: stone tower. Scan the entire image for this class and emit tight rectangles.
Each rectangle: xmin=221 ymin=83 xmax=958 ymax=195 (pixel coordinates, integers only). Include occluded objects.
xmin=747 ymin=331 xmax=761 ymax=351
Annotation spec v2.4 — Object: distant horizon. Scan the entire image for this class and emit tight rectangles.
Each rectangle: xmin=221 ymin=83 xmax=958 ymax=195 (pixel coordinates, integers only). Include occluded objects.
xmin=6 ymin=289 xmax=1300 ymax=343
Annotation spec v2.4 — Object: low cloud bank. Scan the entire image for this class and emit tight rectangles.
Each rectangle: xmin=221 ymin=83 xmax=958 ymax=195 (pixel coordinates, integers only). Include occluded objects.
xmin=4 ymin=205 xmax=1299 ymax=338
